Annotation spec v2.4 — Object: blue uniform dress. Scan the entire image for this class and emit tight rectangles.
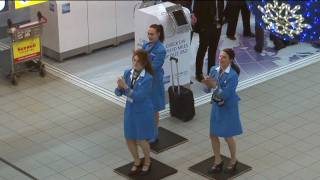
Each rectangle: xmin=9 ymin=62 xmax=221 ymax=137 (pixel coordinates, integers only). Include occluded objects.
xmin=142 ymin=41 xmax=167 ymax=112
xmin=206 ymin=65 xmax=243 ymax=137
xmin=114 ymin=69 xmax=155 ymax=140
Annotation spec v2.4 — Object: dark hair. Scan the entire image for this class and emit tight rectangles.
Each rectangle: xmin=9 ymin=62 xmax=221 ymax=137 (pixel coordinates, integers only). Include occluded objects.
xmin=149 ymin=24 xmax=165 ymax=42
xmin=222 ymin=48 xmax=240 ymax=75
xmin=133 ymin=49 xmax=155 ymax=76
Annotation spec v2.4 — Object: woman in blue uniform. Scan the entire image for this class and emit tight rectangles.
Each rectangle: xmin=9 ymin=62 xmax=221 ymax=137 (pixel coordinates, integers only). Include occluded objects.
xmin=115 ymin=49 xmax=155 ymax=176
xmin=202 ymin=48 xmax=243 ymax=174
xmin=143 ymin=24 xmax=167 ymax=143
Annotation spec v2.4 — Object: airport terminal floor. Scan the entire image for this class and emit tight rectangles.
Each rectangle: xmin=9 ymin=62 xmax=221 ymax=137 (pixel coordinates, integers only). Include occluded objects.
xmin=2 ymin=1 xmax=320 ymax=180
xmin=1 ymin=55 xmax=320 ymax=180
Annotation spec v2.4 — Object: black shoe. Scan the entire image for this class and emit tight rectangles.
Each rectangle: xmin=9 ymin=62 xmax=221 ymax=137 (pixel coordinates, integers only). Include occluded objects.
xmin=151 ymin=138 xmax=159 ymax=144
xmin=208 ymin=161 xmax=224 ymax=174
xmin=224 ymin=160 xmax=238 ymax=174
xmin=227 ymin=36 xmax=236 ymax=40
xmin=140 ymin=162 xmax=152 ymax=176
xmin=244 ymin=33 xmax=255 ymax=37
xmin=149 ymin=138 xmax=158 ymax=144
xmin=274 ymin=45 xmax=286 ymax=51
xmin=254 ymin=46 xmax=262 ymax=53
xmin=128 ymin=161 xmax=142 ymax=176
xmin=195 ymin=74 xmax=204 ymax=82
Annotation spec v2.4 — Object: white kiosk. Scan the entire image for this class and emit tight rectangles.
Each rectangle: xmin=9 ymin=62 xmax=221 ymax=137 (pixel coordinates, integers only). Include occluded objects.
xmin=134 ymin=2 xmax=192 ymax=90
xmin=31 ymin=1 xmax=142 ymax=61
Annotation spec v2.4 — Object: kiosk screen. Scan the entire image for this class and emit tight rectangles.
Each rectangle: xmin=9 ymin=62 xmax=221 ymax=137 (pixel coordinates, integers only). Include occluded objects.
xmin=172 ymin=10 xmax=188 ymax=26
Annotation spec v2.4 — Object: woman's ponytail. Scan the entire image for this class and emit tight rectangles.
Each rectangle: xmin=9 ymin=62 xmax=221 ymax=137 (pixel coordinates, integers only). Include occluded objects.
xmin=231 ymin=61 xmax=240 ymax=76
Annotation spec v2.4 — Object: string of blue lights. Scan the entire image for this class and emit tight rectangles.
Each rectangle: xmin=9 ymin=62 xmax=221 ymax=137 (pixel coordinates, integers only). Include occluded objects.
xmin=247 ymin=0 xmax=320 ymax=42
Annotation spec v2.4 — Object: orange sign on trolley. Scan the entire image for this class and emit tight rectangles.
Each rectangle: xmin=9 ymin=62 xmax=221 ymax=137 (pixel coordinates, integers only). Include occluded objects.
xmin=12 ymin=37 xmax=41 ymax=63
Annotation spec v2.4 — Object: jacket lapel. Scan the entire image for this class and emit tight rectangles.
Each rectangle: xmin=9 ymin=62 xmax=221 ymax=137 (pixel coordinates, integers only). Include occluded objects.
xmin=217 ymin=71 xmax=229 ymax=86
xmin=132 ymin=76 xmax=144 ymax=90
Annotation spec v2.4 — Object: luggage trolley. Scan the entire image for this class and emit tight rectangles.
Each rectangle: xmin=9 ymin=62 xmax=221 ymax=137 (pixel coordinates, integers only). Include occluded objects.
xmin=5 ymin=12 xmax=47 ymax=85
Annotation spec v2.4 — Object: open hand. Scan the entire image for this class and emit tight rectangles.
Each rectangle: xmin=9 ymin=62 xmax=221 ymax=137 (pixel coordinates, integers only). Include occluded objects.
xmin=117 ymin=78 xmax=122 ymax=89
xmin=117 ymin=77 xmax=127 ymax=89
xmin=201 ymin=76 xmax=217 ymax=88
xmin=218 ymin=101 xmax=224 ymax=106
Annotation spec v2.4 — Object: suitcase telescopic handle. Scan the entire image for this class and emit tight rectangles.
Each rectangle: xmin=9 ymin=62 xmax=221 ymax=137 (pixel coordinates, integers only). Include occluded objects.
xmin=169 ymin=56 xmax=181 ymax=95
xmin=170 ymin=56 xmax=178 ymax=63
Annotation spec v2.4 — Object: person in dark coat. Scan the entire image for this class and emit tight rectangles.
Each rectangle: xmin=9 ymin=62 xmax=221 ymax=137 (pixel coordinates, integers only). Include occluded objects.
xmin=254 ymin=15 xmax=265 ymax=53
xmin=192 ymin=0 xmax=225 ymax=82
xmin=225 ymin=0 xmax=255 ymax=40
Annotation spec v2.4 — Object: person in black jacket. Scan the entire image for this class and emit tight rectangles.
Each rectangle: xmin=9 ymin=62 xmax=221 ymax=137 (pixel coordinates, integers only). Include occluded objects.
xmin=192 ymin=0 xmax=225 ymax=82
xmin=254 ymin=15 xmax=265 ymax=53
xmin=225 ymin=0 xmax=254 ymax=40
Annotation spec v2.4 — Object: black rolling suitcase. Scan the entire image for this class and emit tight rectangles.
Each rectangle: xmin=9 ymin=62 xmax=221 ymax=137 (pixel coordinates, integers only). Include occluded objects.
xmin=168 ymin=57 xmax=195 ymax=122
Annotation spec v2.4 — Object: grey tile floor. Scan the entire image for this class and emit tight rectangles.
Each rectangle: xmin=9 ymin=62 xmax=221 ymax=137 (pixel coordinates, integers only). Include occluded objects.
xmin=1 ymin=61 xmax=320 ymax=180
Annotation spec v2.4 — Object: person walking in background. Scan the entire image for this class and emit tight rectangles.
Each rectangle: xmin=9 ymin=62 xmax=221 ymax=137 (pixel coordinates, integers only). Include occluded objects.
xmin=254 ymin=15 xmax=265 ymax=53
xmin=202 ymin=48 xmax=243 ymax=174
xmin=225 ymin=0 xmax=255 ymax=40
xmin=115 ymin=49 xmax=155 ymax=176
xmin=193 ymin=0 xmax=225 ymax=82
xmin=142 ymin=24 xmax=167 ymax=143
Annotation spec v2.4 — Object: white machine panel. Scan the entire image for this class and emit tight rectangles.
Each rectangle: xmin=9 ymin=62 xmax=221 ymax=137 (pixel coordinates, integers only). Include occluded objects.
xmin=115 ymin=1 xmax=141 ymax=37
xmin=87 ymin=1 xmax=116 ymax=45
xmin=135 ymin=2 xmax=192 ymax=90
xmin=30 ymin=1 xmax=143 ymax=61
xmin=56 ymin=1 xmax=88 ymax=52
xmin=31 ymin=2 xmax=60 ymax=52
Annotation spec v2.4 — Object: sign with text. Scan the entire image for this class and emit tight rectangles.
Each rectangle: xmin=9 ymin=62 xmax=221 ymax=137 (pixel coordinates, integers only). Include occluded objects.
xmin=13 ymin=36 xmax=41 ymax=63
xmin=15 ymin=0 xmax=48 ymax=9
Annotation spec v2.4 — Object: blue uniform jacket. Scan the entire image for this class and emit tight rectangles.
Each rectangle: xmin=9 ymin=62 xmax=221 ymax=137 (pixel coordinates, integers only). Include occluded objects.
xmin=204 ymin=65 xmax=240 ymax=103
xmin=205 ymin=65 xmax=243 ymax=137
xmin=142 ymin=40 xmax=166 ymax=81
xmin=115 ymin=69 xmax=153 ymax=106
xmin=143 ymin=40 xmax=167 ymax=111
xmin=114 ymin=69 xmax=155 ymax=140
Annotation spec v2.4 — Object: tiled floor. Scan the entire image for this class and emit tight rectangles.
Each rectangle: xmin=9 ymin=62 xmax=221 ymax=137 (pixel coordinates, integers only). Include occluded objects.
xmin=1 ymin=61 xmax=320 ymax=180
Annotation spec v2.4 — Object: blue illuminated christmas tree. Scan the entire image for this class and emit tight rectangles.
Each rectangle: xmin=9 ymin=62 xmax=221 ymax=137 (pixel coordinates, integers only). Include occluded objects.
xmin=247 ymin=0 xmax=320 ymax=42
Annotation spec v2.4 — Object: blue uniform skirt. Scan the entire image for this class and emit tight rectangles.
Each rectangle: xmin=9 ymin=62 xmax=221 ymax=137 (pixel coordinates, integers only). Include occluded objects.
xmin=152 ymin=74 xmax=165 ymax=112
xmin=210 ymin=99 xmax=243 ymax=137
xmin=124 ymin=103 xmax=155 ymax=140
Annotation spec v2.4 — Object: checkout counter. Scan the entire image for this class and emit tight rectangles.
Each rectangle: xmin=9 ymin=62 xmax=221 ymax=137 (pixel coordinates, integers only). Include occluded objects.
xmin=135 ymin=2 xmax=192 ymax=89
xmin=30 ymin=1 xmax=142 ymax=61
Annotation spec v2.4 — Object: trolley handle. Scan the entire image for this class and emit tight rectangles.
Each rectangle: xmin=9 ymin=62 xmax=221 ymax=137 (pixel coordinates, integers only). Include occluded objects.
xmin=7 ymin=19 xmax=17 ymax=34
xmin=17 ymin=11 xmax=47 ymax=30
xmin=7 ymin=19 xmax=13 ymax=29
xmin=37 ymin=11 xmax=48 ymax=24
xmin=37 ymin=12 xmax=43 ymax=21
